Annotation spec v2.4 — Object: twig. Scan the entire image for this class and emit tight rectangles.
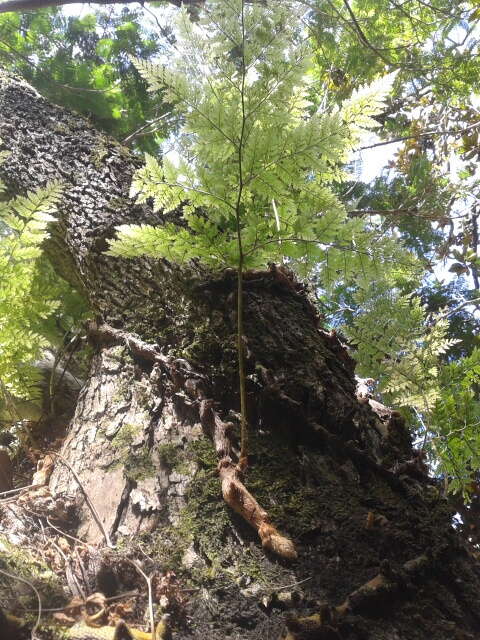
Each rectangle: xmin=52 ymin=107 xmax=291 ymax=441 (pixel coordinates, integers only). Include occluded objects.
xmin=341 ymin=0 xmax=393 ymax=66
xmin=0 ymin=483 xmax=35 ymax=498
xmin=45 ymin=517 xmax=95 ymax=549
xmin=50 ymin=537 xmax=70 ymax=567
xmin=274 ymin=576 xmax=312 ymax=591
xmin=349 ymin=208 xmax=418 ymax=217
xmin=105 ymin=590 xmax=142 ymax=603
xmin=125 ymin=559 xmax=155 ymax=640
xmin=444 ymin=297 xmax=480 ymax=318
xmin=122 ymin=111 xmax=172 ymax=145
xmin=46 ymin=451 xmax=114 ymax=548
xmin=73 ymin=546 xmax=89 ymax=599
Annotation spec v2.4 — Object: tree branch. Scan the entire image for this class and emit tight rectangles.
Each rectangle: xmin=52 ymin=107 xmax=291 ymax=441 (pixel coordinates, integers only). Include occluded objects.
xmin=340 ymin=0 xmax=393 ymax=66
xmin=444 ymin=297 xmax=480 ymax=318
xmin=122 ymin=111 xmax=171 ymax=145
xmin=348 ymin=208 xmax=418 ymax=217
xmin=0 ymin=0 xmax=202 ymax=14
xmin=359 ymin=120 xmax=480 ymax=151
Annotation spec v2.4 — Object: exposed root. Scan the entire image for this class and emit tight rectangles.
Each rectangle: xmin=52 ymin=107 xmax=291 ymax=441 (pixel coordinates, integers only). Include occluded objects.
xmin=218 ymin=458 xmax=297 ymax=560
xmin=284 ymin=553 xmax=433 ymax=638
xmin=335 ymin=554 xmax=430 ymax=618
xmin=201 ymin=398 xmax=297 ymax=560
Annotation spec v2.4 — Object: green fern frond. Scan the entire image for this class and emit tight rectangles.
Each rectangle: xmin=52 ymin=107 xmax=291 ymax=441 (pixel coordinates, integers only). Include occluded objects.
xmin=0 ymin=181 xmax=64 ymax=401
xmin=341 ymin=72 xmax=398 ymax=145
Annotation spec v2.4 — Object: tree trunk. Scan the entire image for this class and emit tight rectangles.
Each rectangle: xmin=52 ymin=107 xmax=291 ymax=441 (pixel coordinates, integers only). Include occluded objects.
xmin=1 ymin=69 xmax=480 ymax=640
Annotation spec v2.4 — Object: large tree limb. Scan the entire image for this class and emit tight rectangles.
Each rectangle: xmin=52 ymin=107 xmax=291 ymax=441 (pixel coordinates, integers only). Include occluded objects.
xmin=0 ymin=0 xmax=202 ymax=14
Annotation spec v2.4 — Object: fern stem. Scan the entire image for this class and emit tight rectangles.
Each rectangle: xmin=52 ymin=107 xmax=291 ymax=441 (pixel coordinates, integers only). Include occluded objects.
xmin=237 ymin=254 xmax=248 ymax=466
xmin=236 ymin=0 xmax=248 ymax=467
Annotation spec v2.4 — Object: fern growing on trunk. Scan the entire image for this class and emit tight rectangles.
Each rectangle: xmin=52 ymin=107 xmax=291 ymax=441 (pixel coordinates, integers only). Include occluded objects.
xmin=108 ymin=0 xmax=403 ymax=451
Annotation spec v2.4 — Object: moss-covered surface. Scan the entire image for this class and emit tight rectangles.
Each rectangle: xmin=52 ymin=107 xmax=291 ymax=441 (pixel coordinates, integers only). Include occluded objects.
xmin=90 ymin=141 xmax=109 ymax=168
xmin=157 ymin=442 xmax=182 ymax=469
xmin=134 ymin=419 xmax=480 ymax=640
xmin=110 ymin=422 xmax=154 ymax=482
xmin=32 ymin=624 xmax=69 ymax=640
xmin=144 ymin=438 xmax=228 ymax=571
xmin=0 ymin=537 xmax=67 ymax=610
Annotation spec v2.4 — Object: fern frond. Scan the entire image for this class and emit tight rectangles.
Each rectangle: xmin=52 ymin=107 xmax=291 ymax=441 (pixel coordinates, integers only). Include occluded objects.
xmin=0 ymin=181 xmax=64 ymax=402
xmin=341 ymin=72 xmax=398 ymax=145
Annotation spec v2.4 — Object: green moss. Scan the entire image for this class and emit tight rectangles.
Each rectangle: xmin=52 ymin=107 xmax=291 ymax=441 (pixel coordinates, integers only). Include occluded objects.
xmin=244 ymin=435 xmax=327 ymax=538
xmin=231 ymin=545 xmax=288 ymax=589
xmin=178 ymin=314 xmax=227 ymax=366
xmin=0 ymin=537 xmax=66 ymax=610
xmin=91 ymin=143 xmax=109 ymax=168
xmin=187 ymin=437 xmax=218 ymax=468
xmin=177 ymin=469 xmax=230 ymax=566
xmin=134 ymin=380 xmax=152 ymax=409
xmin=110 ymin=422 xmax=154 ymax=482
xmin=142 ymin=438 xmax=229 ymax=575
xmin=35 ymin=624 xmax=70 ymax=640
xmin=110 ymin=379 xmax=131 ymax=405
xmin=109 ymin=196 xmax=131 ymax=210
xmin=157 ymin=441 xmax=211 ymax=475
xmin=108 ymin=345 xmax=127 ymax=362
xmin=125 ymin=446 xmax=153 ymax=482
xmin=137 ymin=436 xmax=298 ymax=592
xmin=111 ymin=422 xmax=139 ymax=448
xmin=53 ymin=122 xmax=70 ymax=135
xmin=157 ymin=442 xmax=181 ymax=468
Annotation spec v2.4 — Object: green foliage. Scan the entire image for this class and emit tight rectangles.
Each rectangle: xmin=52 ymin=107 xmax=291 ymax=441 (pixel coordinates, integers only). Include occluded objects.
xmin=342 ymin=279 xmax=480 ymax=495
xmin=430 ymin=348 xmax=480 ymax=496
xmin=0 ymin=7 xmax=172 ymax=152
xmin=0 ymin=147 xmax=63 ymax=402
xmin=349 ymin=175 xmax=447 ymax=258
xmin=108 ymin=0 xmax=406 ymax=286
xmin=420 ymin=280 xmax=480 ymax=360
xmin=347 ymin=284 xmax=456 ymax=409
xmin=302 ymin=0 xmax=480 ymax=496
xmin=2 ymin=0 xmax=480 ymax=497
xmin=308 ymin=0 xmax=479 ymax=103
xmin=308 ymin=0 xmax=480 ymax=299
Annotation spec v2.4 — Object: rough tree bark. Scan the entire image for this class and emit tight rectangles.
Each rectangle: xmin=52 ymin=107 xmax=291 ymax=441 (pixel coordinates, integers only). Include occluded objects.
xmin=1 ymin=69 xmax=480 ymax=640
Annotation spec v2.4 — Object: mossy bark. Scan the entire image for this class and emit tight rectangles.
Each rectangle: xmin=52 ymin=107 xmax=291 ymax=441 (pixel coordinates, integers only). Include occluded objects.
xmin=1 ymin=69 xmax=480 ymax=640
